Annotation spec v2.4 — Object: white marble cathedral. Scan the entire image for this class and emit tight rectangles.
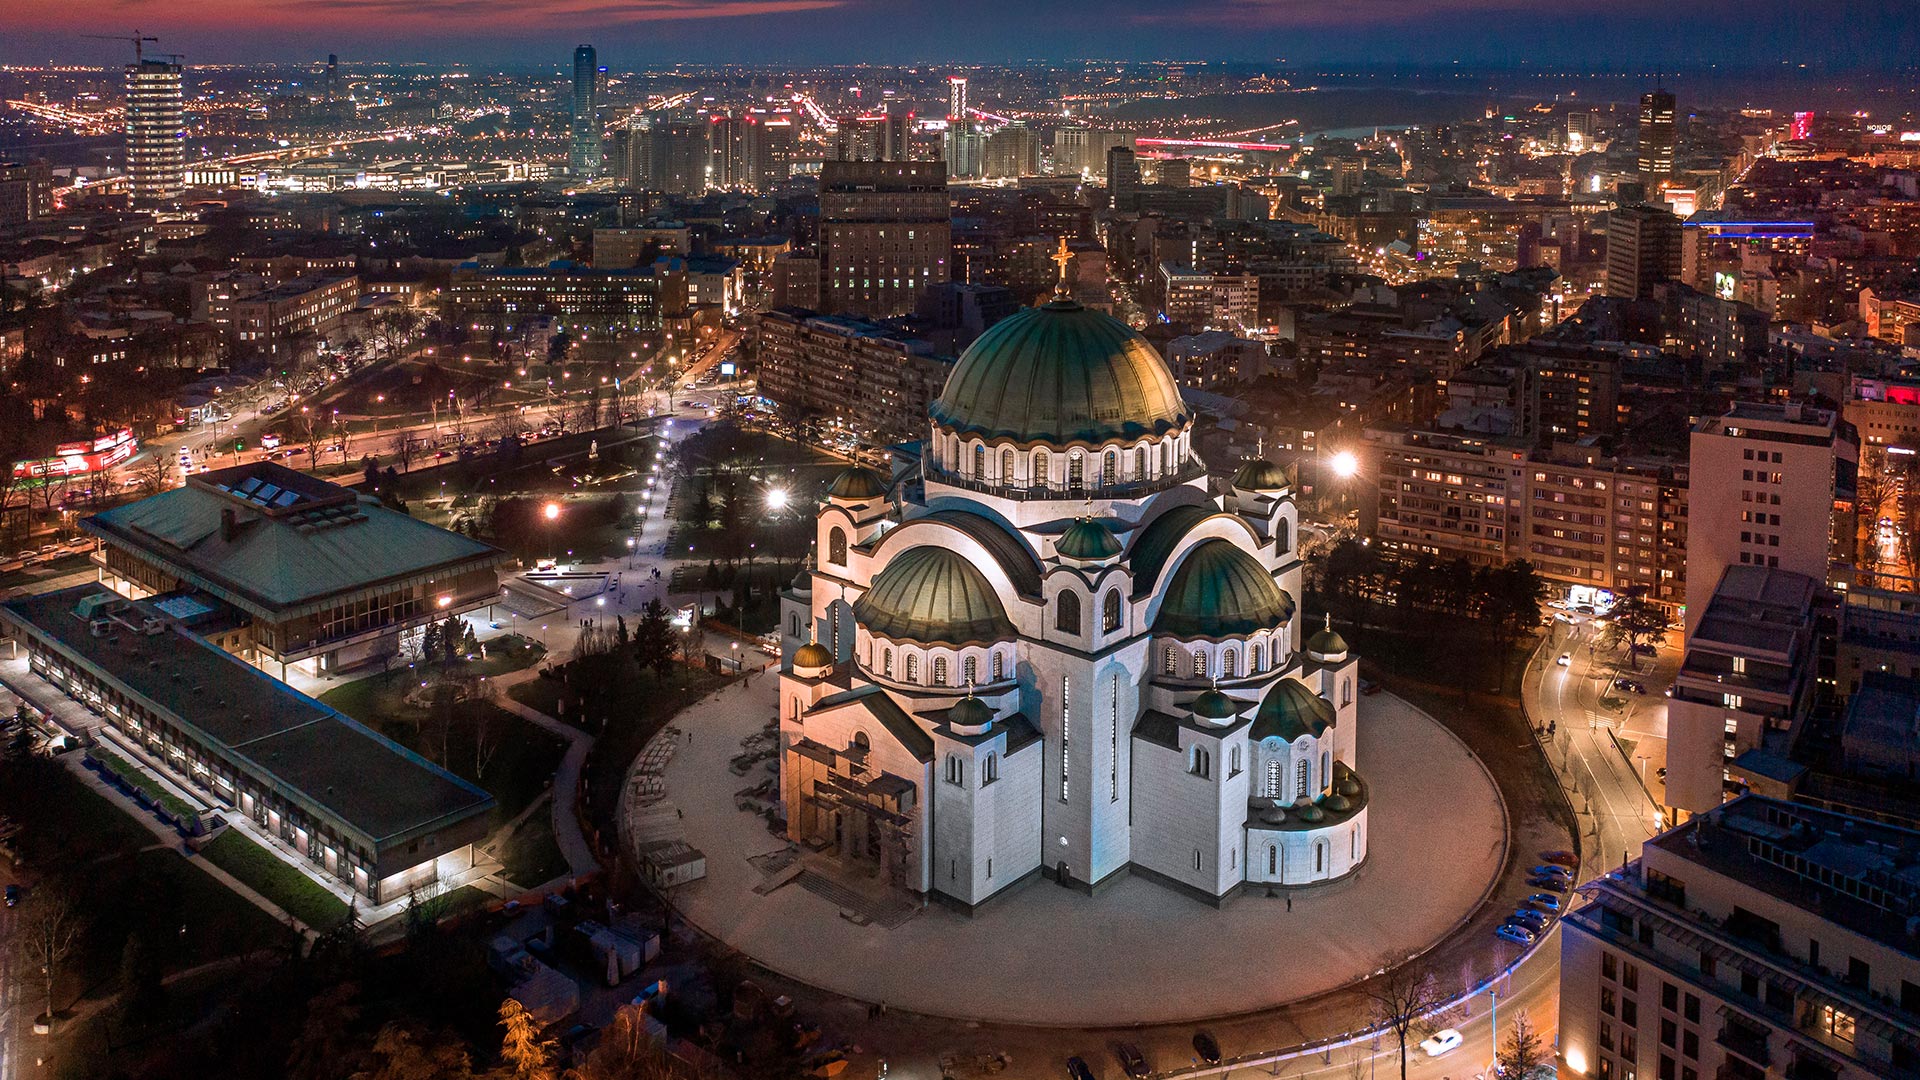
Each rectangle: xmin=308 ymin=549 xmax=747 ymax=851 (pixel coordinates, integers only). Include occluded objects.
xmin=776 ymin=293 xmax=1369 ymax=911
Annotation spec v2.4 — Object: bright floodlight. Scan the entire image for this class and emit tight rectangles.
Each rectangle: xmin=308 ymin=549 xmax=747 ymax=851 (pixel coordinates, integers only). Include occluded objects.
xmin=767 ymin=488 xmax=789 ymax=511
xmin=1329 ymin=450 xmax=1360 ymax=479
xmin=543 ymin=502 xmax=561 ymax=521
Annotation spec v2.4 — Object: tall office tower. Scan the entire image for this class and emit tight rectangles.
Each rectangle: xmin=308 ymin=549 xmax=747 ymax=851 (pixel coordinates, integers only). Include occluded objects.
xmin=942 ymin=121 xmax=984 ymax=180
xmin=325 ymin=54 xmax=340 ymax=101
xmin=1637 ymin=88 xmax=1676 ymax=183
xmin=981 ymin=122 xmax=1038 ymax=179
xmin=1565 ymin=109 xmax=1595 ymax=152
xmin=819 ymin=160 xmax=950 ymax=318
xmin=642 ymin=120 xmax=708 ymax=195
xmin=1668 ymin=403 xmax=1856 ymax=814
xmin=833 ymin=112 xmax=907 ymax=162
xmin=756 ymin=117 xmax=795 ymax=190
xmin=569 ymin=45 xmax=602 ymax=178
xmin=125 ymin=57 xmax=185 ymax=207
xmin=946 ymin=76 xmax=968 ymax=122
xmin=0 ymin=161 xmax=54 ymax=226
xmin=706 ymin=113 xmax=747 ymax=190
xmin=1105 ymin=145 xmax=1141 ymax=212
xmin=1605 ymin=204 xmax=1683 ymax=300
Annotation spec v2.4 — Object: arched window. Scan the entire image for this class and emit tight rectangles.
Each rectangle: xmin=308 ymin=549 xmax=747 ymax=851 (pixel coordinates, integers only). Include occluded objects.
xmin=1296 ymin=759 xmax=1310 ymax=800
xmin=1321 ymin=751 xmax=1330 ymax=791
xmin=1135 ymin=445 xmax=1147 ymax=479
xmin=905 ymin=653 xmax=919 ymax=684
xmin=973 ymin=444 xmax=986 ymax=478
xmin=1275 ymin=518 xmax=1291 ymax=555
xmin=933 ymin=656 xmax=949 ymax=686
xmin=1265 ymin=757 xmax=1285 ymax=799
xmin=1267 ymin=844 xmax=1277 ymax=875
xmin=1251 ymin=643 xmax=1264 ymax=673
xmin=1001 ymin=448 xmax=1015 ymax=483
xmin=992 ymin=651 xmax=1005 ymax=681
xmin=828 ymin=527 xmax=847 ymax=566
xmin=1315 ymin=841 xmax=1327 ymax=874
xmin=1068 ymin=452 xmax=1085 ymax=488
xmin=983 ymin=752 xmax=999 ymax=785
xmin=853 ymin=731 xmax=871 ymax=752
xmin=1033 ymin=450 xmax=1049 ymax=487
xmin=1192 ymin=649 xmax=1207 ymax=679
xmin=1163 ymin=646 xmax=1179 ymax=676
xmin=1222 ymin=648 xmax=1237 ymax=678
xmin=945 ymin=754 xmax=962 ymax=785
xmin=1341 ymin=677 xmax=1353 ymax=706
xmin=1055 ymin=590 xmax=1081 ymax=634
xmin=1102 ymin=450 xmax=1117 ymax=487
xmin=963 ymin=655 xmax=978 ymax=685
xmin=882 ymin=647 xmax=894 ymax=677
xmin=1229 ymin=745 xmax=1242 ymax=777
xmin=1193 ymin=849 xmax=1202 ymax=871
xmin=1102 ymin=589 xmax=1122 ymax=633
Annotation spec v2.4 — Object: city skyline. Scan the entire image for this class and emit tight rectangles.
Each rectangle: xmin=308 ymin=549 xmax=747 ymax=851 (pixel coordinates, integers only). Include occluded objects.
xmin=2 ymin=0 xmax=1918 ymax=69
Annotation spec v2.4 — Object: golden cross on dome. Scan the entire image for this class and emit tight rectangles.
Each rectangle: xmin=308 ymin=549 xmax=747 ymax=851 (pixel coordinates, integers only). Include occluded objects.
xmin=1052 ymin=236 xmax=1073 ymax=299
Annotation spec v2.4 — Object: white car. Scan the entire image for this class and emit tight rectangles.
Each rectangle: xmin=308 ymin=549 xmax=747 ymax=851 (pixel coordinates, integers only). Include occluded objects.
xmin=1556 ymin=653 xmax=1572 ymax=666
xmin=1420 ymin=1030 xmax=1463 ymax=1058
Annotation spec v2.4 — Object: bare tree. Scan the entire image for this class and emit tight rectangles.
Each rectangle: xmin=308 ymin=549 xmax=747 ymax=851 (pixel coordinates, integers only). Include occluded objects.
xmin=1363 ymin=957 xmax=1447 ymax=1080
xmin=14 ymin=883 xmax=86 ymax=1032
xmin=390 ymin=432 xmax=417 ymax=473
xmin=137 ymin=448 xmax=174 ymax=497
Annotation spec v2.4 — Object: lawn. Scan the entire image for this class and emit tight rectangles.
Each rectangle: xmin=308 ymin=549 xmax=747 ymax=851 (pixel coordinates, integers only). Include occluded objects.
xmin=0 ymin=758 xmax=154 ymax=868
xmin=498 ymin=807 xmax=570 ymax=888
xmin=319 ymin=669 xmax=566 ymax=830
xmin=198 ymin=829 xmax=349 ymax=931
xmin=90 ymin=747 xmax=203 ymax=825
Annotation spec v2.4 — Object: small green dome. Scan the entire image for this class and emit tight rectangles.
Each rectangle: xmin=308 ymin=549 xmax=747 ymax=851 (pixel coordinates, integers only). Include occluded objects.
xmin=948 ymin=695 xmax=995 ymax=730
xmin=930 ymin=300 xmax=1188 ymax=445
xmin=1293 ymin=802 xmax=1326 ymax=823
xmin=792 ymin=641 xmax=833 ymax=669
xmin=853 ymin=546 xmax=1015 ymax=646
xmin=1318 ymin=791 xmax=1352 ymax=812
xmin=1190 ymin=688 xmax=1239 ymax=721
xmin=1306 ymin=613 xmax=1349 ymax=661
xmin=1057 ymin=518 xmax=1121 ymax=561
xmin=1153 ymin=539 xmax=1296 ymax=638
xmin=827 ymin=466 xmax=888 ymax=501
xmin=1232 ymin=458 xmax=1291 ymax=491
xmin=1251 ymin=679 xmax=1334 ymax=742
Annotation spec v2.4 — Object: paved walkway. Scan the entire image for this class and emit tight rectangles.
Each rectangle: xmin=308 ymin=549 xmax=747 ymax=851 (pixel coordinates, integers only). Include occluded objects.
xmin=491 ymin=667 xmax=599 ymax=878
xmin=627 ymin=680 xmax=1508 ymax=1028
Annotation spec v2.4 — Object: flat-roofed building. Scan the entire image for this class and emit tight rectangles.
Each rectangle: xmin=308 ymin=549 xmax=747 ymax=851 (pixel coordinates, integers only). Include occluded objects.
xmin=1559 ymin=795 xmax=1920 ymax=1080
xmin=756 ymin=307 xmax=954 ymax=448
xmin=446 ymin=259 xmax=687 ymax=336
xmin=0 ymin=585 xmax=494 ymax=905
xmin=1667 ymin=565 xmax=1820 ymax=816
xmin=82 ymin=462 xmax=507 ymax=676
xmin=231 ymin=275 xmax=361 ymax=355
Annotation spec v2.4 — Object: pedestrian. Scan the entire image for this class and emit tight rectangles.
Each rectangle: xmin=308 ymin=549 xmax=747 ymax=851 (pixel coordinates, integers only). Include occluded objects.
xmin=1286 ymin=893 xmax=1293 ymax=912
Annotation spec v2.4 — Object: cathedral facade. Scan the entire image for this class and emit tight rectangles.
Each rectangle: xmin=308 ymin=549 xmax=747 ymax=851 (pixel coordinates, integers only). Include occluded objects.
xmin=776 ymin=297 xmax=1369 ymax=910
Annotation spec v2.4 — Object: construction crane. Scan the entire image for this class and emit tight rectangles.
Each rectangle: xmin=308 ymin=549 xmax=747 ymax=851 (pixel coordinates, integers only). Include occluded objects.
xmin=83 ymin=31 xmax=159 ymax=63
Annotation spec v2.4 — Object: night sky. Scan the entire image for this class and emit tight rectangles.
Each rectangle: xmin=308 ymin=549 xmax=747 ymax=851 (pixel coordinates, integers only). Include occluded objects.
xmin=2 ymin=0 xmax=1916 ymax=70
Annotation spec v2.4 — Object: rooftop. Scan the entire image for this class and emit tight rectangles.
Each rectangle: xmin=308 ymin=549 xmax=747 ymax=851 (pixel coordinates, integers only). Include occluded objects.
xmin=0 ymin=585 xmax=493 ymax=852
xmin=82 ymin=461 xmax=506 ymax=621
xmin=1688 ymin=565 xmax=1817 ymax=657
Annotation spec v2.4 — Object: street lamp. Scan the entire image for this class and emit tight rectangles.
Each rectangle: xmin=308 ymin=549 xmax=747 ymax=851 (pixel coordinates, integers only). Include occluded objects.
xmin=766 ymin=488 xmax=789 ymax=512
xmin=543 ymin=502 xmax=560 ymax=564
xmin=1329 ymin=450 xmax=1359 ymax=479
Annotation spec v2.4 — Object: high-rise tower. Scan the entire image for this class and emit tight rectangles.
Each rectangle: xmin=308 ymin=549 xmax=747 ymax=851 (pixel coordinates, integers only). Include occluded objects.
xmin=570 ymin=45 xmax=602 ymax=178
xmin=125 ymin=56 xmax=185 ymax=207
xmin=1637 ymin=88 xmax=1676 ymax=184
xmin=946 ymin=76 xmax=968 ymax=123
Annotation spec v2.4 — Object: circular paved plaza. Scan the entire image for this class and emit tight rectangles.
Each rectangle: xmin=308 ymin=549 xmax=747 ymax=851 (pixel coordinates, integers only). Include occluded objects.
xmin=636 ymin=680 xmax=1506 ymax=1027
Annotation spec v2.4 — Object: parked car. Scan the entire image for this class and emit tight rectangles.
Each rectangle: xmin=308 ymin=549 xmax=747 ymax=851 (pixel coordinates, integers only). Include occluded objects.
xmin=1193 ymin=1032 xmax=1221 ymax=1066
xmin=1496 ymin=923 xmax=1536 ymax=945
xmin=1556 ymin=653 xmax=1572 ymax=666
xmin=1527 ymin=892 xmax=1564 ymax=913
xmin=1420 ymin=1029 xmax=1463 ymax=1058
xmin=1115 ymin=1043 xmax=1149 ymax=1079
xmin=1065 ymin=1058 xmax=1095 ymax=1080
xmin=4 ymin=884 xmax=18 ymax=907
xmin=1540 ymin=850 xmax=1578 ymax=867
xmin=1359 ymin=678 xmax=1382 ymax=695
xmin=1528 ymin=876 xmax=1571 ymax=892
xmin=1630 ymin=643 xmax=1657 ymax=657
xmin=1510 ymin=909 xmax=1550 ymax=933
xmin=1615 ymin=678 xmax=1647 ymax=695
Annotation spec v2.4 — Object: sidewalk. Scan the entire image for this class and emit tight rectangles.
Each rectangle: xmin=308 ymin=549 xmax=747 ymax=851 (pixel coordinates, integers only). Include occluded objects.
xmin=491 ymin=667 xmax=599 ymax=878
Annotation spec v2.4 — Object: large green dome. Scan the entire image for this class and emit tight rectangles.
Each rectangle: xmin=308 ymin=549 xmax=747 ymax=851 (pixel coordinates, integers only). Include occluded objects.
xmin=853 ymin=546 xmax=1015 ymax=646
xmin=1152 ymin=539 xmax=1296 ymax=638
xmin=929 ymin=300 xmax=1188 ymax=445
